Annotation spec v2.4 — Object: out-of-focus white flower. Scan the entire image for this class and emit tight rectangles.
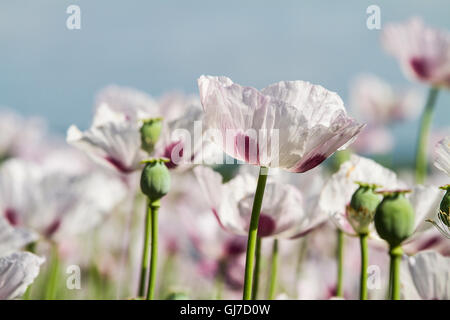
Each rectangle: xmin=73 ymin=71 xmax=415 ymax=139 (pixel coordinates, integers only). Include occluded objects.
xmin=402 ymin=251 xmax=450 ymax=300
xmin=0 ymin=109 xmax=47 ymax=161
xmin=194 ymin=166 xmax=325 ymax=238
xmin=349 ymin=125 xmax=394 ymax=155
xmin=382 ymin=18 xmax=450 ymax=88
xmin=198 ymin=76 xmax=364 ymax=172
xmin=0 ymin=158 xmax=127 ymax=241
xmin=154 ymin=94 xmax=212 ymax=170
xmin=0 ymin=218 xmax=44 ymax=300
xmin=319 ymin=155 xmax=403 ymax=235
xmin=319 ymin=155 xmax=443 ymax=237
xmin=95 ymin=85 xmax=158 ymax=122
xmin=350 ymin=75 xmax=422 ymax=125
xmin=67 ymin=104 xmax=148 ymax=174
xmin=434 ymin=136 xmax=450 ymax=176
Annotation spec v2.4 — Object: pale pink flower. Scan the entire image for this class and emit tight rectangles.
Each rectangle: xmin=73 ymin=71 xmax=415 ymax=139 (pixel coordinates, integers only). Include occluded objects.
xmin=349 ymin=125 xmax=394 ymax=155
xmin=198 ymin=76 xmax=363 ymax=172
xmin=194 ymin=166 xmax=325 ymax=238
xmin=382 ymin=18 xmax=450 ymax=88
xmin=350 ymin=75 xmax=422 ymax=125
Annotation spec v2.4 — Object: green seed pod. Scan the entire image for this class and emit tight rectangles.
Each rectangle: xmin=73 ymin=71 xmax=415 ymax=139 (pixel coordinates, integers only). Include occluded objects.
xmin=374 ymin=190 xmax=415 ymax=248
xmin=140 ymin=118 xmax=163 ymax=154
xmin=140 ymin=158 xmax=171 ymax=202
xmin=348 ymin=182 xmax=383 ymax=235
xmin=438 ymin=185 xmax=450 ymax=227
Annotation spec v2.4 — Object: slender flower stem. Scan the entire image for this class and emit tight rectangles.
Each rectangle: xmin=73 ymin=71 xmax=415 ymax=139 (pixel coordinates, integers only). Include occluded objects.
xmin=359 ymin=233 xmax=369 ymax=300
xmin=242 ymin=166 xmax=269 ymax=300
xmin=336 ymin=229 xmax=345 ymax=297
xmin=415 ymin=87 xmax=439 ymax=184
xmin=268 ymin=239 xmax=279 ymax=300
xmin=146 ymin=200 xmax=160 ymax=300
xmin=138 ymin=200 xmax=152 ymax=297
xmin=389 ymin=245 xmax=403 ymax=300
xmin=251 ymin=237 xmax=262 ymax=300
xmin=45 ymin=243 xmax=60 ymax=300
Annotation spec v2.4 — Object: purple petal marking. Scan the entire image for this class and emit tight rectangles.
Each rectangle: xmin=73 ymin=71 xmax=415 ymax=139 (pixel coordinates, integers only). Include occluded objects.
xmin=257 ymin=214 xmax=276 ymax=237
xmin=44 ymin=219 xmax=61 ymax=238
xmin=410 ymin=57 xmax=430 ymax=79
xmin=294 ymin=154 xmax=327 ymax=173
xmin=234 ymin=133 xmax=259 ymax=165
xmin=105 ymin=156 xmax=134 ymax=174
xmin=163 ymin=141 xmax=184 ymax=169
xmin=4 ymin=208 xmax=19 ymax=226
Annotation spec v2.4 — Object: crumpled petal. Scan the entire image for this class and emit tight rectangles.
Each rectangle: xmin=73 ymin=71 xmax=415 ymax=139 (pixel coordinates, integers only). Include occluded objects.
xmin=198 ymin=75 xmax=364 ymax=172
xmin=0 ymin=252 xmax=44 ymax=300
xmin=0 ymin=218 xmax=37 ymax=256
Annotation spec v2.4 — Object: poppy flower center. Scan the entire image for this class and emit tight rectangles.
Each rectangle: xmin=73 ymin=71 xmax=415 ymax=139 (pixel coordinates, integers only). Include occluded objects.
xmin=257 ymin=214 xmax=276 ymax=237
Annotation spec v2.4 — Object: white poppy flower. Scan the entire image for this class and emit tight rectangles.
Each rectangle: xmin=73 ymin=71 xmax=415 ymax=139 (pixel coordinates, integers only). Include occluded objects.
xmin=319 ymin=155 xmax=403 ymax=235
xmin=434 ymin=137 xmax=450 ymax=176
xmin=0 ymin=217 xmax=37 ymax=256
xmin=67 ymin=104 xmax=147 ymax=174
xmin=95 ymin=85 xmax=158 ymax=122
xmin=194 ymin=166 xmax=324 ymax=238
xmin=402 ymin=251 xmax=450 ymax=300
xmin=0 ymin=252 xmax=44 ymax=300
xmin=350 ymin=75 xmax=422 ymax=125
xmin=319 ymin=155 xmax=443 ymax=237
xmin=198 ymin=76 xmax=364 ymax=172
xmin=0 ymin=158 xmax=127 ymax=241
xmin=381 ymin=18 xmax=450 ymax=88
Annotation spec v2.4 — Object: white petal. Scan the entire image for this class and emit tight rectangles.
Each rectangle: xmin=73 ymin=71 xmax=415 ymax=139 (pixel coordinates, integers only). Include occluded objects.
xmin=0 ymin=218 xmax=37 ymax=256
xmin=409 ymin=185 xmax=445 ymax=234
xmin=0 ymin=252 xmax=44 ymax=300
xmin=402 ymin=251 xmax=450 ymax=300
xmin=434 ymin=137 xmax=450 ymax=176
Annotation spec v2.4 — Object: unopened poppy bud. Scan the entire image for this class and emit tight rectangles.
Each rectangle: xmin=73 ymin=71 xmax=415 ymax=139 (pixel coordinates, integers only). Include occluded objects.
xmin=140 ymin=118 xmax=163 ymax=154
xmin=140 ymin=158 xmax=171 ymax=202
xmin=348 ymin=182 xmax=383 ymax=235
xmin=374 ymin=190 xmax=414 ymax=247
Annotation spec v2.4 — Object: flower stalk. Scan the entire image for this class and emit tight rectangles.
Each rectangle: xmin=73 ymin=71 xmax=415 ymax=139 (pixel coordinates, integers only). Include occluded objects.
xmin=146 ymin=200 xmax=160 ymax=300
xmin=268 ymin=239 xmax=279 ymax=300
xmin=415 ymin=86 xmax=439 ymax=184
xmin=251 ymin=237 xmax=262 ymax=300
xmin=336 ymin=229 xmax=345 ymax=297
xmin=359 ymin=233 xmax=368 ymax=300
xmin=388 ymin=245 xmax=403 ymax=300
xmin=138 ymin=200 xmax=152 ymax=297
xmin=242 ymin=166 xmax=268 ymax=300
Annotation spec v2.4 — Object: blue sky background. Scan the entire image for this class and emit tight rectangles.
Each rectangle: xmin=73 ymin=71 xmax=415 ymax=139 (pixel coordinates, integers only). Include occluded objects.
xmin=0 ymin=0 xmax=449 ymax=164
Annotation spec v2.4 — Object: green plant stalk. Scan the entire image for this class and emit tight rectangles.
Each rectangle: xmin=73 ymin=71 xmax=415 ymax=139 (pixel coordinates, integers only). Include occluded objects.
xmin=138 ymin=201 xmax=152 ymax=297
xmin=268 ymin=239 xmax=279 ymax=300
xmin=251 ymin=237 xmax=262 ymax=300
xmin=146 ymin=200 xmax=160 ymax=300
xmin=336 ymin=229 xmax=345 ymax=297
xmin=389 ymin=245 xmax=403 ymax=300
xmin=45 ymin=243 xmax=60 ymax=300
xmin=359 ymin=233 xmax=369 ymax=300
xmin=415 ymin=87 xmax=439 ymax=184
xmin=242 ymin=166 xmax=269 ymax=300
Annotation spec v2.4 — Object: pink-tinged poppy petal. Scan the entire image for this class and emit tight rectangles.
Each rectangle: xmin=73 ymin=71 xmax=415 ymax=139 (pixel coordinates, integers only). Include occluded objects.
xmin=381 ymin=18 xmax=450 ymax=88
xmin=198 ymin=76 xmax=363 ymax=172
xmin=67 ymin=106 xmax=145 ymax=175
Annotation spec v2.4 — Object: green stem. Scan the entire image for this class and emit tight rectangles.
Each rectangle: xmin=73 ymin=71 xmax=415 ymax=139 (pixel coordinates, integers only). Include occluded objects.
xmin=146 ymin=200 xmax=160 ymax=300
xmin=138 ymin=201 xmax=152 ymax=297
xmin=415 ymin=87 xmax=439 ymax=184
xmin=242 ymin=166 xmax=269 ymax=300
xmin=359 ymin=233 xmax=368 ymax=300
xmin=268 ymin=239 xmax=279 ymax=300
xmin=336 ymin=229 xmax=345 ymax=297
xmin=251 ymin=237 xmax=262 ymax=300
xmin=45 ymin=243 xmax=60 ymax=300
xmin=389 ymin=245 xmax=403 ymax=300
